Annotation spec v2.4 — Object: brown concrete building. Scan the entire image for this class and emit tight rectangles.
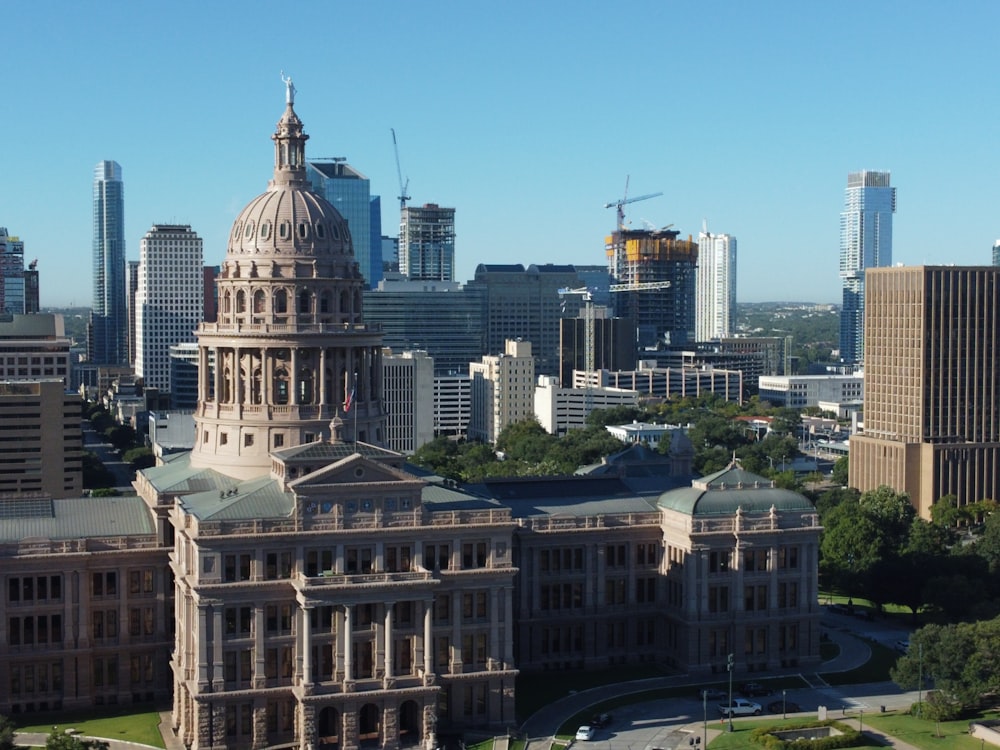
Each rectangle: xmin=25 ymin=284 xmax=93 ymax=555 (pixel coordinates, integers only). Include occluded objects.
xmin=0 ymin=380 xmax=82 ymax=498
xmin=0 ymin=495 xmax=171 ymax=716
xmin=850 ymin=265 xmax=1000 ymax=518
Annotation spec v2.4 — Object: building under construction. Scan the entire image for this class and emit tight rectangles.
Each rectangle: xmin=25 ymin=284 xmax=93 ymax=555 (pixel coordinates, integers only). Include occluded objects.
xmin=606 ymin=227 xmax=698 ymax=349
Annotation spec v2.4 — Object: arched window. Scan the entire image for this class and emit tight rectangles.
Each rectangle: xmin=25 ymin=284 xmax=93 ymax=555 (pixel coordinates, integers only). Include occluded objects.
xmin=320 ymin=291 xmax=331 ymax=314
xmin=222 ymin=368 xmax=232 ymax=403
xmin=299 ymin=290 xmax=311 ymax=314
xmin=299 ymin=368 xmax=313 ymax=405
xmin=253 ymin=289 xmax=266 ymax=314
xmin=236 ymin=290 xmax=246 ymax=314
xmin=251 ymin=368 xmax=262 ymax=405
xmin=223 ymin=291 xmax=232 ymax=314
xmin=274 ymin=289 xmax=288 ymax=314
xmin=273 ymin=368 xmax=289 ymax=405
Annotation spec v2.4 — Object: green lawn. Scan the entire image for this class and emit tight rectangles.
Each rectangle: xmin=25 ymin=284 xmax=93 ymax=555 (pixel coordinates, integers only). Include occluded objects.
xmin=864 ymin=710 xmax=1000 ymax=750
xmin=17 ymin=709 xmax=166 ymax=748
xmin=821 ymin=637 xmax=899 ymax=685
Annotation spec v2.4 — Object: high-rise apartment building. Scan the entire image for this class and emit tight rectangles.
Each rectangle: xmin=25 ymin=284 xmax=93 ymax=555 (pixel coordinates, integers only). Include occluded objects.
xmin=469 ymin=339 xmax=535 ymax=443
xmin=135 ymin=225 xmax=204 ymax=391
xmin=399 ymin=203 xmax=455 ymax=282
xmin=850 ymin=266 xmax=1000 ymax=518
xmin=839 ymin=170 xmax=895 ymax=364
xmin=992 ymin=240 xmax=1000 ymax=266
xmin=90 ymin=161 xmax=127 ymax=365
xmin=0 ymin=228 xmax=25 ymax=314
xmin=606 ymin=227 xmax=698 ymax=349
xmin=0 ymin=314 xmax=72 ymax=385
xmin=695 ymin=230 xmax=737 ymax=341
xmin=306 ymin=159 xmax=382 ymax=288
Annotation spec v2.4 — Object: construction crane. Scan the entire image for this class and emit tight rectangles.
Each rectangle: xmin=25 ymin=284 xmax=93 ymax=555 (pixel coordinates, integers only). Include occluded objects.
xmin=609 ymin=280 xmax=672 ymax=293
xmin=391 ymin=128 xmax=410 ymax=212
xmin=604 ymin=175 xmax=663 ymax=231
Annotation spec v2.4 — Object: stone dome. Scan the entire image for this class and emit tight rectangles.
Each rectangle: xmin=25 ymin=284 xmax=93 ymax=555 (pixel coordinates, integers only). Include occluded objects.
xmin=227 ymin=188 xmax=353 ymax=259
xmin=225 ymin=80 xmax=353 ymax=261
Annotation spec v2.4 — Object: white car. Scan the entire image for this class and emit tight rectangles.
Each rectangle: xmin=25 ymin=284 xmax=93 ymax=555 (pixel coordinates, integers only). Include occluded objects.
xmin=718 ymin=698 xmax=762 ymax=717
xmin=575 ymin=726 xmax=595 ymax=741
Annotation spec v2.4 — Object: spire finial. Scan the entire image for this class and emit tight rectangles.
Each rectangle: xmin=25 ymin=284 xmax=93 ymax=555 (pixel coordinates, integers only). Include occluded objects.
xmin=281 ymin=71 xmax=296 ymax=106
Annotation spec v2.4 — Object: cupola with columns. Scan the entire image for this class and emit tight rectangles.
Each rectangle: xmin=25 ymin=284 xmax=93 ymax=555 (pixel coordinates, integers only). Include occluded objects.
xmin=190 ymin=79 xmax=385 ymax=479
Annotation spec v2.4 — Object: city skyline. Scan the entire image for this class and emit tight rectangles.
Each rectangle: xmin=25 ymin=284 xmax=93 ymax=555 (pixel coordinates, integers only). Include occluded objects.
xmin=5 ymin=2 xmax=1000 ymax=307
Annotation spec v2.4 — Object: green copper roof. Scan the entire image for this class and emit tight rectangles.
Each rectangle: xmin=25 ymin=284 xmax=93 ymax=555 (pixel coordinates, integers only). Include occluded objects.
xmin=658 ymin=463 xmax=815 ymax=516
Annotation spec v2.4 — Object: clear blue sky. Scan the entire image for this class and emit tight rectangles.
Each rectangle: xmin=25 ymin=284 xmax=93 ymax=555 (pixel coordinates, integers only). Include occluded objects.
xmin=5 ymin=1 xmax=999 ymax=307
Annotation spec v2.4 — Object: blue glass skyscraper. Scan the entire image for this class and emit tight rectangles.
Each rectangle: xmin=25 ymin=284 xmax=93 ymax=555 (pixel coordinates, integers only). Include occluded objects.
xmin=306 ymin=160 xmax=382 ymax=288
xmin=839 ymin=170 xmax=895 ymax=364
xmin=90 ymin=160 xmax=127 ymax=364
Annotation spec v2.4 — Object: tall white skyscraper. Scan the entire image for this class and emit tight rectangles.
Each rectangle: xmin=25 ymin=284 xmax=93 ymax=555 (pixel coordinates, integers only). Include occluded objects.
xmin=135 ymin=224 xmax=204 ymax=391
xmin=839 ymin=170 xmax=895 ymax=364
xmin=695 ymin=230 xmax=737 ymax=341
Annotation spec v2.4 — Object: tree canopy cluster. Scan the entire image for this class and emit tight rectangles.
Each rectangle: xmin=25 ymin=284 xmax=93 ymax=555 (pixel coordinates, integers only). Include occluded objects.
xmin=817 ymin=482 xmax=1000 ymax=621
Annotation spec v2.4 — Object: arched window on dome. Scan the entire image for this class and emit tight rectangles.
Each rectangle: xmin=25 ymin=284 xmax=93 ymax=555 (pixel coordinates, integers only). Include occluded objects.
xmin=251 ymin=367 xmax=262 ymax=405
xmin=298 ymin=290 xmax=311 ymax=314
xmin=260 ymin=222 xmax=271 ymax=240
xmin=298 ymin=368 xmax=314 ymax=405
xmin=223 ymin=291 xmax=232 ymax=315
xmin=279 ymin=221 xmax=291 ymax=241
xmin=315 ymin=223 xmax=326 ymax=240
xmin=253 ymin=290 xmax=266 ymax=314
xmin=297 ymin=222 xmax=309 ymax=239
xmin=274 ymin=289 xmax=288 ymax=314
xmin=273 ymin=367 xmax=289 ymax=405
xmin=236 ymin=290 xmax=247 ymax=315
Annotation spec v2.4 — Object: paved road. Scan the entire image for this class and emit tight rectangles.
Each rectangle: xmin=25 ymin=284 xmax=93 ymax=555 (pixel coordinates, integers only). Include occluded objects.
xmin=521 ymin=617 xmax=922 ymax=750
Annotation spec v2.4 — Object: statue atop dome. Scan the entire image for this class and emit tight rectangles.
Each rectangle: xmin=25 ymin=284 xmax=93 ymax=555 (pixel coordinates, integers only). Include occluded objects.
xmin=281 ymin=71 xmax=296 ymax=106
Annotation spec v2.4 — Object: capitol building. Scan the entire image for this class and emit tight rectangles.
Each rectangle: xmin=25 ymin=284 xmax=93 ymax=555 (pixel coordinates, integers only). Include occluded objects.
xmin=0 ymin=84 xmax=822 ymax=750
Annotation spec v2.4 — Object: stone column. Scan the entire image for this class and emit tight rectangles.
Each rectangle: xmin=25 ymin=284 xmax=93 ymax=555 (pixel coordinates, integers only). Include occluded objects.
xmin=197 ymin=602 xmax=210 ymax=687
xmin=213 ymin=346 xmax=223 ymax=404
xmin=490 ymin=589 xmax=500 ymax=667
xmin=290 ymin=347 xmax=299 ymax=406
xmin=211 ymin=605 xmax=224 ymax=689
xmin=450 ymin=594 xmax=462 ymax=673
xmin=302 ymin=604 xmax=313 ymax=690
xmin=199 ymin=346 xmax=208 ymax=403
xmin=253 ymin=604 xmax=265 ymax=688
xmin=343 ymin=604 xmax=353 ymax=683
xmin=319 ymin=348 xmax=327 ymax=406
xmin=423 ymin=601 xmax=433 ymax=683
xmin=383 ymin=604 xmax=394 ymax=686
xmin=504 ymin=587 xmax=514 ymax=665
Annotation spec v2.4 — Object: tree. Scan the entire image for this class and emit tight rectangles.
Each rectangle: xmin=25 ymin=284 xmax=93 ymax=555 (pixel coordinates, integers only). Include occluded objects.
xmin=831 ymin=456 xmax=849 ymax=486
xmin=892 ymin=616 xmax=1000 ymax=713
xmin=82 ymin=452 xmax=115 ymax=489
xmin=123 ymin=446 xmax=156 ymax=470
xmin=0 ymin=714 xmax=18 ymax=750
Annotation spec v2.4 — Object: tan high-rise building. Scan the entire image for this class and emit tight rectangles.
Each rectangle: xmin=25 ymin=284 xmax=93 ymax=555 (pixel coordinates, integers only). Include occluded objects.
xmin=469 ymin=339 xmax=535 ymax=444
xmin=850 ymin=265 xmax=1000 ymax=518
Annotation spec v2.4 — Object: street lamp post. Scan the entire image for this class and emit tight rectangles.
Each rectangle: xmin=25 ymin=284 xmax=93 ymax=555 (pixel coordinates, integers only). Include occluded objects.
xmin=782 ymin=689 xmax=787 ymax=719
xmin=918 ymin=643 xmax=923 ymax=719
xmin=703 ymin=690 xmax=708 ymax=747
xmin=727 ymin=653 xmax=735 ymax=732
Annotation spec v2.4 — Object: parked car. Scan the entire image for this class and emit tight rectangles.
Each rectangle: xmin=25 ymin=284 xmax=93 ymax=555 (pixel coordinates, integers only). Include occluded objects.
xmin=696 ymin=687 xmax=728 ymax=701
xmin=740 ymin=682 xmax=773 ymax=697
xmin=590 ymin=713 xmax=613 ymax=729
xmin=767 ymin=699 xmax=801 ymax=714
xmin=718 ymin=698 xmax=762 ymax=717
xmin=575 ymin=726 xmax=595 ymax=741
